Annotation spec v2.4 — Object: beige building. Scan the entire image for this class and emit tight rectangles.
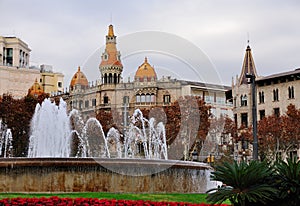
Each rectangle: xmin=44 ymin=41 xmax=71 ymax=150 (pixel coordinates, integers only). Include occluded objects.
xmin=0 ymin=36 xmax=64 ymax=98
xmin=40 ymin=64 xmax=64 ymax=94
xmin=232 ymin=44 xmax=300 ymax=160
xmin=0 ymin=36 xmax=30 ymax=68
xmin=63 ymin=25 xmax=232 ymax=122
xmin=256 ymin=69 xmax=300 ymax=119
xmin=0 ymin=36 xmax=40 ymax=98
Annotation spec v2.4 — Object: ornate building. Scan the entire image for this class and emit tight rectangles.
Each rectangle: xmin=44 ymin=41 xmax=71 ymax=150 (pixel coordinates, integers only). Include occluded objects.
xmin=28 ymin=78 xmax=44 ymax=97
xmin=66 ymin=25 xmax=233 ymax=123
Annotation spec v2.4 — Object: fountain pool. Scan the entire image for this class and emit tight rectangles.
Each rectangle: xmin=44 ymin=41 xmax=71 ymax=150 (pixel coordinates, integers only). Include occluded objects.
xmin=0 ymin=98 xmax=221 ymax=193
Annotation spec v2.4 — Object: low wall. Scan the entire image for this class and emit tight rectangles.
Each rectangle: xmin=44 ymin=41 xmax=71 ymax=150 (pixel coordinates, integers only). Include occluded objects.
xmin=0 ymin=158 xmax=213 ymax=193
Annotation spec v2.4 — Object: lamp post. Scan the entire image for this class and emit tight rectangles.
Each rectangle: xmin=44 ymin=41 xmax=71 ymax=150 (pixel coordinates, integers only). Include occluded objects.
xmin=246 ymin=73 xmax=258 ymax=160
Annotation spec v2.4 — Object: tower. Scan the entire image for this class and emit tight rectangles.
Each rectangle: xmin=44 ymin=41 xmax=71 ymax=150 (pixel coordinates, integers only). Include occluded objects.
xmin=232 ymin=44 xmax=258 ymax=129
xmin=238 ymin=45 xmax=258 ymax=85
xmin=99 ymin=25 xmax=123 ymax=84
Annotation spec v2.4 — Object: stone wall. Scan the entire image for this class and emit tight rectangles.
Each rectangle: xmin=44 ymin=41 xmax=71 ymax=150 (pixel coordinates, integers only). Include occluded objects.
xmin=0 ymin=158 xmax=213 ymax=193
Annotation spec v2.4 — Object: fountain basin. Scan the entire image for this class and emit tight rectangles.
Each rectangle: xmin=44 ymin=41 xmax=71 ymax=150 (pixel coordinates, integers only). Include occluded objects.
xmin=0 ymin=158 xmax=215 ymax=193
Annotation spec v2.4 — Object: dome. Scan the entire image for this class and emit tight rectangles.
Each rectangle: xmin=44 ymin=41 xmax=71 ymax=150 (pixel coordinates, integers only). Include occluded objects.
xmin=135 ymin=57 xmax=157 ymax=82
xmin=28 ymin=78 xmax=44 ymax=96
xmin=70 ymin=66 xmax=88 ymax=89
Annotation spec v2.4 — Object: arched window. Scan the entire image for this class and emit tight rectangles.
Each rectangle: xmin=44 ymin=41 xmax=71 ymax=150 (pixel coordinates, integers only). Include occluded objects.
xmin=273 ymin=89 xmax=279 ymax=101
xmin=141 ymin=94 xmax=146 ymax=102
xmin=136 ymin=94 xmax=141 ymax=103
xmin=146 ymin=93 xmax=151 ymax=103
xmin=108 ymin=73 xmax=112 ymax=84
xmin=259 ymin=91 xmax=264 ymax=104
xmin=151 ymin=94 xmax=156 ymax=102
xmin=104 ymin=73 xmax=107 ymax=84
xmin=104 ymin=96 xmax=109 ymax=104
xmin=288 ymin=86 xmax=294 ymax=99
xmin=241 ymin=94 xmax=247 ymax=106
xmin=114 ymin=73 xmax=117 ymax=84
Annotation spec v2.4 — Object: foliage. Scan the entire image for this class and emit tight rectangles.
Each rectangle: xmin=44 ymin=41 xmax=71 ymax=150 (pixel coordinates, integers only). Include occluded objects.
xmin=206 ymin=160 xmax=277 ymax=206
xmin=257 ymin=104 xmax=300 ymax=161
xmin=96 ymin=109 xmax=121 ymax=135
xmin=0 ymin=94 xmax=38 ymax=156
xmin=272 ymin=158 xmax=300 ymax=206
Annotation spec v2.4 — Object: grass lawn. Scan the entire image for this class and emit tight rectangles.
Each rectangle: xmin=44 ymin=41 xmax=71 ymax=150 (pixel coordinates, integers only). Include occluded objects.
xmin=0 ymin=192 xmax=231 ymax=204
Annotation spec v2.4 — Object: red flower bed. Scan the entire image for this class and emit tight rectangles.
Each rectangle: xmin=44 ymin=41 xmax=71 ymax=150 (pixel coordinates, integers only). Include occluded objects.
xmin=0 ymin=197 xmax=230 ymax=206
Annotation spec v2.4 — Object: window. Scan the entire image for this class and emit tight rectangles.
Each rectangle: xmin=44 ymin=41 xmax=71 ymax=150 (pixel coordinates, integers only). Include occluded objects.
xmin=241 ymin=113 xmax=248 ymax=128
xmin=79 ymin=100 xmax=83 ymax=109
xmin=163 ymin=95 xmax=171 ymax=104
xmin=240 ymin=95 xmax=247 ymax=106
xmin=288 ymin=86 xmax=294 ymax=99
xmin=234 ymin=114 xmax=237 ymax=126
xmin=92 ymin=99 xmax=96 ymax=106
xmin=136 ymin=95 xmax=141 ymax=103
xmin=6 ymin=48 xmax=13 ymax=66
xmin=216 ymin=97 xmax=225 ymax=104
xmin=58 ymin=82 xmax=62 ymax=88
xmin=210 ymin=108 xmax=216 ymax=117
xmin=151 ymin=94 xmax=155 ymax=103
xmin=85 ymin=100 xmax=89 ymax=108
xmin=123 ymin=96 xmax=129 ymax=104
xmin=259 ymin=91 xmax=264 ymax=104
xmin=146 ymin=94 xmax=151 ymax=103
xmin=104 ymin=96 xmax=109 ymax=104
xmin=259 ymin=110 xmax=265 ymax=120
xmin=274 ymin=108 xmax=280 ymax=117
xmin=40 ymin=78 xmax=42 ymax=83
xmin=205 ymin=95 xmax=214 ymax=103
xmin=273 ymin=89 xmax=279 ymax=101
xmin=141 ymin=94 xmax=146 ymax=102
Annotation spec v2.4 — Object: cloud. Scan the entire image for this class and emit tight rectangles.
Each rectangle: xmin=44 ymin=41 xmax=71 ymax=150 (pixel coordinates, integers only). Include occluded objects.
xmin=1 ymin=0 xmax=300 ymax=86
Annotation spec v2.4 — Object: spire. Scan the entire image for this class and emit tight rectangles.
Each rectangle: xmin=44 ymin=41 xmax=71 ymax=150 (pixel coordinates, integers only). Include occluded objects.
xmin=144 ymin=57 xmax=148 ymax=63
xmin=78 ymin=66 xmax=80 ymax=72
xmin=238 ymin=44 xmax=258 ymax=85
xmin=108 ymin=24 xmax=114 ymax=37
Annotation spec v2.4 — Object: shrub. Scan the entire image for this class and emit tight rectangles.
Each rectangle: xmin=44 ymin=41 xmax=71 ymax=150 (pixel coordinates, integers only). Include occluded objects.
xmin=206 ymin=160 xmax=277 ymax=206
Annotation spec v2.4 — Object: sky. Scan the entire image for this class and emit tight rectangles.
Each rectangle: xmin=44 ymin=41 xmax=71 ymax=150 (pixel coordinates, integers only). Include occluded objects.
xmin=1 ymin=0 xmax=300 ymax=87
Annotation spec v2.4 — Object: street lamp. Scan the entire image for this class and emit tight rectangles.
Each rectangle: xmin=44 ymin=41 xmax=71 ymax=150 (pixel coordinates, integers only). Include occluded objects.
xmin=245 ymin=73 xmax=258 ymax=160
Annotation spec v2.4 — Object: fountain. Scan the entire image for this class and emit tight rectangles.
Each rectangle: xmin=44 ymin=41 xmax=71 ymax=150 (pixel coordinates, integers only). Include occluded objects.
xmin=27 ymin=98 xmax=72 ymax=157
xmin=0 ymin=120 xmax=13 ymax=158
xmin=0 ymin=98 xmax=219 ymax=193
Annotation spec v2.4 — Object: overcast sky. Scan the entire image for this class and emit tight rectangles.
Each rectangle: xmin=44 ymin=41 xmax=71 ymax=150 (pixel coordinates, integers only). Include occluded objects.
xmin=1 ymin=0 xmax=300 ymax=87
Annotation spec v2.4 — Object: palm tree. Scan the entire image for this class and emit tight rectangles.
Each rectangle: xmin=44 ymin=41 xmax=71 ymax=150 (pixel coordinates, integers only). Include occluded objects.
xmin=273 ymin=157 xmax=300 ymax=206
xmin=206 ymin=160 xmax=277 ymax=206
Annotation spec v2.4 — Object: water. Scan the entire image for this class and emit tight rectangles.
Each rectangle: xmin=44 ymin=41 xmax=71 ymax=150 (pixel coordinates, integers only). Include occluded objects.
xmin=0 ymin=120 xmax=13 ymax=157
xmin=27 ymin=98 xmax=168 ymax=159
xmin=27 ymin=98 xmax=72 ymax=157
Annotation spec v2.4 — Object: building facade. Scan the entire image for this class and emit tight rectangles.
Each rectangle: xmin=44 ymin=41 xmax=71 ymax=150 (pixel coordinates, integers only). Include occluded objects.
xmin=0 ymin=36 xmax=64 ymax=98
xmin=64 ymin=25 xmax=233 ymax=122
xmin=0 ymin=36 xmax=40 ymax=98
xmin=40 ymin=64 xmax=64 ymax=94
xmin=232 ymin=44 xmax=300 ymax=160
